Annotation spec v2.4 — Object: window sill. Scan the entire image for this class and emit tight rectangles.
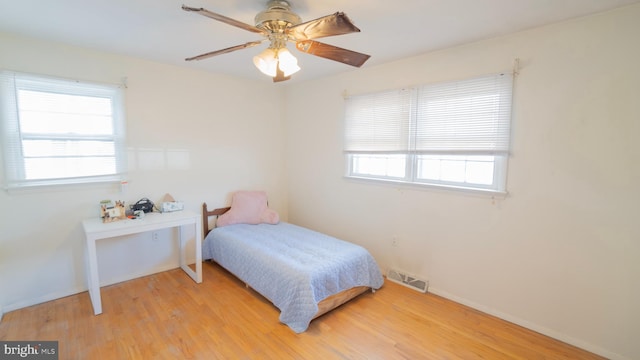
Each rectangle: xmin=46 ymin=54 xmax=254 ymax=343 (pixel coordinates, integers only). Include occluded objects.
xmin=343 ymin=175 xmax=508 ymax=199
xmin=4 ymin=176 xmax=125 ymax=194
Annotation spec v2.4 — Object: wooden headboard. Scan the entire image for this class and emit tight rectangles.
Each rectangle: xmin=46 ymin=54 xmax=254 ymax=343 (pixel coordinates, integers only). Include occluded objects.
xmin=202 ymin=203 xmax=230 ymax=238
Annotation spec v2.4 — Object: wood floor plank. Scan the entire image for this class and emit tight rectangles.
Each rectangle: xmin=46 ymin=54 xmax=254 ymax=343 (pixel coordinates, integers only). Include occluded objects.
xmin=0 ymin=262 xmax=605 ymax=359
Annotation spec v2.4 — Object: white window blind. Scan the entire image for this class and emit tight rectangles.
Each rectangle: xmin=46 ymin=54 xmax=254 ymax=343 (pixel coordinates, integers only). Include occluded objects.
xmin=0 ymin=70 xmax=127 ymax=189
xmin=344 ymin=88 xmax=412 ymax=153
xmin=344 ymin=73 xmax=513 ymax=193
xmin=415 ymin=74 xmax=512 ymax=154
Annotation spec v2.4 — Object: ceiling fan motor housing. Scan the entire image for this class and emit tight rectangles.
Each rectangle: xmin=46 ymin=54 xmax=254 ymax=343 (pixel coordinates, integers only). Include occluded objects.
xmin=255 ymin=0 xmax=301 ymax=32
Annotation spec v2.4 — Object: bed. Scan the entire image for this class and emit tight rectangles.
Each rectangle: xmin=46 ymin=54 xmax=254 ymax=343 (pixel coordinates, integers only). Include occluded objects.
xmin=201 ymin=199 xmax=384 ymax=333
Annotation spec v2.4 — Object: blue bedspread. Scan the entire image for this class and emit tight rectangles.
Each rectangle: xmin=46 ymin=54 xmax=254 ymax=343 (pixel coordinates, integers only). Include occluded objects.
xmin=202 ymin=222 xmax=384 ymax=333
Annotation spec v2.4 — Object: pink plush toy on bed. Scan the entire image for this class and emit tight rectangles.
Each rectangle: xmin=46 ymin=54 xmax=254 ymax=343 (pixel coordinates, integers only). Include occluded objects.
xmin=216 ymin=190 xmax=279 ymax=227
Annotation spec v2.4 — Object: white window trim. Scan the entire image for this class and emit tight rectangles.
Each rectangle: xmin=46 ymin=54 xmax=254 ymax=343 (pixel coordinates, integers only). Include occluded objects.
xmin=0 ymin=70 xmax=127 ymax=191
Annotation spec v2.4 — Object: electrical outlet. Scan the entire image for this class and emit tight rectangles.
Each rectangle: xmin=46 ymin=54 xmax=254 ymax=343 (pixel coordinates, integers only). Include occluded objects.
xmin=392 ymin=236 xmax=399 ymax=247
xmin=152 ymin=231 xmax=159 ymax=241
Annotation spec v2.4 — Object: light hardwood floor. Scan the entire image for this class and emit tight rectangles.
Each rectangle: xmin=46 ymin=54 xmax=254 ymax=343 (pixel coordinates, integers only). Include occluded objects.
xmin=0 ymin=262 xmax=604 ymax=359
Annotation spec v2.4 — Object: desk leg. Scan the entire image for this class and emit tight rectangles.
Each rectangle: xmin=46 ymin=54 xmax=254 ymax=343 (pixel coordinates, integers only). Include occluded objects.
xmin=179 ymin=225 xmax=186 ymax=272
xmin=85 ymin=235 xmax=102 ymax=315
xmin=178 ymin=221 xmax=202 ymax=284
xmin=195 ymin=218 xmax=202 ymax=283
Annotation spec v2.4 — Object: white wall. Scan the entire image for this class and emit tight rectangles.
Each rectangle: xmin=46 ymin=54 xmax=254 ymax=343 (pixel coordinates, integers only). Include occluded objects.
xmin=284 ymin=5 xmax=639 ymax=360
xmin=0 ymin=33 xmax=288 ymax=312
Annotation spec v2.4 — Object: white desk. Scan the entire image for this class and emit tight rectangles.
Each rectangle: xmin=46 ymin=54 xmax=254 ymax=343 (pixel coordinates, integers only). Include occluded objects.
xmin=83 ymin=210 xmax=202 ymax=315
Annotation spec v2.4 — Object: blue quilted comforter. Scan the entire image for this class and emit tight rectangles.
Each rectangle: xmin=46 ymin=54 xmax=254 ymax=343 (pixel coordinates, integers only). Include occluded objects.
xmin=202 ymin=222 xmax=384 ymax=333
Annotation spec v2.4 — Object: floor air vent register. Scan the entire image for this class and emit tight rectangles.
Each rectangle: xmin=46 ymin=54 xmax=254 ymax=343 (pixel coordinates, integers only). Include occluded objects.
xmin=387 ymin=268 xmax=429 ymax=293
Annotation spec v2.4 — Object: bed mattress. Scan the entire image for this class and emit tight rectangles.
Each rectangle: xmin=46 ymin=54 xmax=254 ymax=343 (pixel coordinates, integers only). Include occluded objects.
xmin=203 ymin=222 xmax=384 ymax=332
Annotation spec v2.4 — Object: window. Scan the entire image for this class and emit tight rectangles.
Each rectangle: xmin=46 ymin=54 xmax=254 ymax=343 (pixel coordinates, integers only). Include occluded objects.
xmin=0 ymin=71 xmax=126 ymax=189
xmin=344 ymin=73 xmax=513 ymax=193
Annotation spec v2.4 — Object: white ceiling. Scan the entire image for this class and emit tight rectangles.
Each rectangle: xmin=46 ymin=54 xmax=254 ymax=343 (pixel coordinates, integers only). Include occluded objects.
xmin=1 ymin=0 xmax=638 ymax=84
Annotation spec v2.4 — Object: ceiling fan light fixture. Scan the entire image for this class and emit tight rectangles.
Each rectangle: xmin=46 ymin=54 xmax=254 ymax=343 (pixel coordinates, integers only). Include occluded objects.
xmin=253 ymin=48 xmax=279 ymax=76
xmin=253 ymin=47 xmax=300 ymax=78
xmin=277 ymin=48 xmax=300 ymax=76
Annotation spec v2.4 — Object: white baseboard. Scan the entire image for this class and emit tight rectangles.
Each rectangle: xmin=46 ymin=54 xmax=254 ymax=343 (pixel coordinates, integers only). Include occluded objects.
xmin=427 ymin=287 xmax=626 ymax=360
xmin=3 ymin=286 xmax=86 ymax=314
xmin=4 ymin=265 xmax=180 ymax=315
xmin=98 ymin=264 xmax=179 ymax=287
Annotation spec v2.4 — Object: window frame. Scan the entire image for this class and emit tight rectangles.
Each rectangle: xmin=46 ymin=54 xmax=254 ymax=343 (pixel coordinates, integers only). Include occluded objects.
xmin=0 ymin=70 xmax=127 ymax=190
xmin=344 ymin=73 xmax=513 ymax=195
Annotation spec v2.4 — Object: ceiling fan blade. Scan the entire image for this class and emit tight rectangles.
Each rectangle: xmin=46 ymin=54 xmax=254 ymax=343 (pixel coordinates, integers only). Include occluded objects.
xmin=295 ymin=40 xmax=370 ymax=67
xmin=186 ymin=40 xmax=265 ymax=61
xmin=182 ymin=5 xmax=266 ymax=35
xmin=288 ymin=12 xmax=360 ymax=41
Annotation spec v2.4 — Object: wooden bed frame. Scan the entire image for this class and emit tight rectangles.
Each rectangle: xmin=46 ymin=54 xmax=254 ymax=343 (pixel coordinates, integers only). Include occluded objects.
xmin=202 ymin=202 xmax=370 ymax=321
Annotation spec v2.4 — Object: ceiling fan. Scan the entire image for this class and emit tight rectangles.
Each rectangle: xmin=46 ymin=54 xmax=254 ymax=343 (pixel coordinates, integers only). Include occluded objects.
xmin=182 ymin=1 xmax=370 ymax=82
